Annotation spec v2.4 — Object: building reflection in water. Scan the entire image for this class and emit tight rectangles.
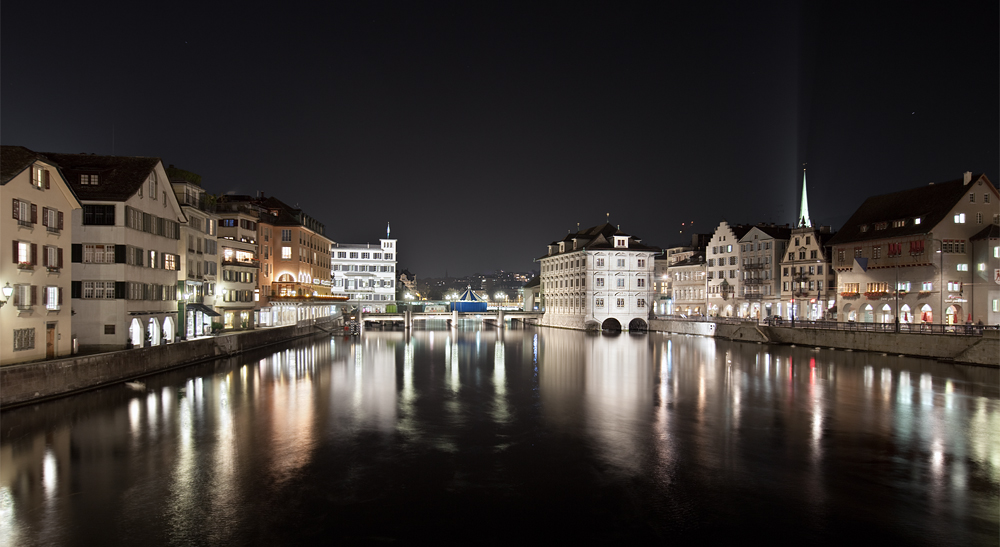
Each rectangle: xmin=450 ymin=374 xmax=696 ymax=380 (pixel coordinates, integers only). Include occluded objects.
xmin=0 ymin=327 xmax=996 ymax=545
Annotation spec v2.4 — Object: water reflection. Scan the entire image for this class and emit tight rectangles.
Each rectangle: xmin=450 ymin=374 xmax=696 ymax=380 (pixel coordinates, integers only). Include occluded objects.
xmin=0 ymin=328 xmax=997 ymax=545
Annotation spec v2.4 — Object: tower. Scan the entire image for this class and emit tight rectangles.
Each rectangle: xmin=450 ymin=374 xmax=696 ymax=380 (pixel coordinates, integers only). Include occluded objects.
xmin=798 ymin=169 xmax=812 ymax=228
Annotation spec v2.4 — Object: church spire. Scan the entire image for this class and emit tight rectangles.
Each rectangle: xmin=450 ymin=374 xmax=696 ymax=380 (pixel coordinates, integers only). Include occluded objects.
xmin=798 ymin=168 xmax=812 ymax=228
xmin=387 ymin=222 xmax=391 ymax=239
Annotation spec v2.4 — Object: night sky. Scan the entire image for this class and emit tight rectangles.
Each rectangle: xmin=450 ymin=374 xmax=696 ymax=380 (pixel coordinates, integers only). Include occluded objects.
xmin=3 ymin=1 xmax=997 ymax=277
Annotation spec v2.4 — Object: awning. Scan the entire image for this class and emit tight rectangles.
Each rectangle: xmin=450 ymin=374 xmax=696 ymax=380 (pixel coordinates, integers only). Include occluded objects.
xmin=187 ymin=303 xmax=221 ymax=317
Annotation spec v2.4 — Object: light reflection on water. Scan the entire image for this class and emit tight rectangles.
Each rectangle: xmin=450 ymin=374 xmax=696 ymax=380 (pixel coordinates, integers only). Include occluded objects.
xmin=0 ymin=327 xmax=998 ymax=545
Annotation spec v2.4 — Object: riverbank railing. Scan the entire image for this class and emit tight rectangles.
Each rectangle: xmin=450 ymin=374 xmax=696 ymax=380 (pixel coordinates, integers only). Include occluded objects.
xmin=654 ymin=315 xmax=996 ymax=336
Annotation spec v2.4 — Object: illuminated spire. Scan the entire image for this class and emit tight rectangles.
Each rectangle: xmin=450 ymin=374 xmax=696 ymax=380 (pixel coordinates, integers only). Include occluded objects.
xmin=387 ymin=222 xmax=391 ymax=238
xmin=798 ymin=169 xmax=812 ymax=228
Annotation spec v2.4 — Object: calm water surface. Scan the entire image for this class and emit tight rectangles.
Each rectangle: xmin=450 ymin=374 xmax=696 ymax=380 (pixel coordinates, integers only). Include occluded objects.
xmin=2 ymin=326 xmax=998 ymax=545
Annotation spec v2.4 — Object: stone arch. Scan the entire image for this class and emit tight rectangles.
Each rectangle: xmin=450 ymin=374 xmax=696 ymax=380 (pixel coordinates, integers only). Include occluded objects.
xmin=842 ymin=302 xmax=853 ymax=322
xmin=862 ymin=304 xmax=874 ymax=323
xmin=147 ymin=318 xmax=161 ymax=346
xmin=129 ymin=318 xmax=143 ymax=348
xmin=946 ymin=304 xmax=963 ymax=325
xmin=277 ymin=273 xmax=294 ymax=282
xmin=919 ymin=304 xmax=933 ymax=324
xmin=163 ymin=316 xmax=175 ymax=343
xmin=880 ymin=304 xmax=893 ymax=324
xmin=723 ymin=305 xmax=734 ymax=317
xmin=584 ymin=320 xmax=601 ymax=332
xmin=899 ymin=304 xmax=912 ymax=324
xmin=601 ymin=317 xmax=622 ymax=333
xmin=628 ymin=318 xmax=648 ymax=332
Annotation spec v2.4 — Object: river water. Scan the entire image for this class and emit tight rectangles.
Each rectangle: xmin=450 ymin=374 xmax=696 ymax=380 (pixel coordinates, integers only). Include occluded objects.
xmin=2 ymin=326 xmax=998 ymax=545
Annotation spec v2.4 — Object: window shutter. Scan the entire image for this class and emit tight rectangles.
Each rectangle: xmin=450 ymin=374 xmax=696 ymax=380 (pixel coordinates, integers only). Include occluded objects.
xmin=115 ymin=281 xmax=127 ymax=299
xmin=115 ymin=245 xmax=127 ymax=264
xmin=58 ymin=211 xmax=64 ymax=230
xmin=58 ymin=287 xmax=63 ymax=305
xmin=30 ymin=244 xmax=37 ymax=265
xmin=30 ymin=285 xmax=37 ymax=305
xmin=12 ymin=241 xmax=17 ymax=263
xmin=43 ymin=246 xmax=49 ymax=267
xmin=43 ymin=170 xmax=50 ymax=189
xmin=72 ymin=244 xmax=83 ymax=263
xmin=30 ymin=203 xmax=37 ymax=224
xmin=42 ymin=207 xmax=49 ymax=227
xmin=12 ymin=198 xmax=19 ymax=220
xmin=72 ymin=281 xmax=81 ymax=299
xmin=43 ymin=286 xmax=48 ymax=305
xmin=12 ymin=288 xmax=18 ymax=307
xmin=58 ymin=248 xmax=64 ymax=268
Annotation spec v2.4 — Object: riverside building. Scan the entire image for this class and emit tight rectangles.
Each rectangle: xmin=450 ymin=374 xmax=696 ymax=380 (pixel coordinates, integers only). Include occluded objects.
xmin=48 ymin=152 xmax=185 ymax=351
xmin=1 ymin=146 xmax=82 ymax=364
xmin=538 ymin=222 xmax=659 ymax=331
xmin=828 ymin=172 xmax=999 ymax=326
xmin=330 ymin=226 xmax=397 ymax=311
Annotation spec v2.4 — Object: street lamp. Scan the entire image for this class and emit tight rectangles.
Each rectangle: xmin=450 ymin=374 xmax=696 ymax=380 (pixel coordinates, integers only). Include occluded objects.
xmin=0 ymin=282 xmax=13 ymax=308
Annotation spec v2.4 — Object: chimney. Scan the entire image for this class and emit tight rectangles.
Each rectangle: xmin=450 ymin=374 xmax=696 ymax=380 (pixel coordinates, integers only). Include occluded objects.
xmin=963 ymin=171 xmax=972 ymax=184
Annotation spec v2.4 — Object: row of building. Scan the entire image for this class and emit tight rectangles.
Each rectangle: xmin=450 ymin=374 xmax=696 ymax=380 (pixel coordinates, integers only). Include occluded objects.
xmin=527 ymin=171 xmax=999 ymax=331
xmin=2 ymin=146 xmax=398 ymax=365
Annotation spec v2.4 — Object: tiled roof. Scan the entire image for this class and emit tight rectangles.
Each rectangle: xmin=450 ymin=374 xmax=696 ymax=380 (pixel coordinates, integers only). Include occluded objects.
xmin=523 ymin=276 xmax=541 ymax=288
xmin=827 ymin=174 xmax=992 ymax=246
xmin=43 ymin=151 xmax=161 ymax=201
xmin=970 ymin=224 xmax=999 ymax=240
xmin=0 ymin=145 xmax=44 ymax=185
xmin=540 ymin=222 xmax=660 ymax=259
xmin=670 ymin=252 xmax=706 ymax=267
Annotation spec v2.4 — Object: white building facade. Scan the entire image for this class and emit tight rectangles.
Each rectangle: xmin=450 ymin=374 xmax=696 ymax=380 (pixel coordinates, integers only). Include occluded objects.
xmin=330 ymin=236 xmax=397 ymax=312
xmin=538 ymin=222 xmax=659 ymax=331
xmin=1 ymin=147 xmax=81 ymax=364
xmin=49 ymin=153 xmax=185 ymax=352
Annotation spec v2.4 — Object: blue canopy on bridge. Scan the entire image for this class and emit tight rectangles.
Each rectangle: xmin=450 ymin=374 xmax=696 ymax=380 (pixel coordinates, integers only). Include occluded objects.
xmin=451 ymin=288 xmax=488 ymax=312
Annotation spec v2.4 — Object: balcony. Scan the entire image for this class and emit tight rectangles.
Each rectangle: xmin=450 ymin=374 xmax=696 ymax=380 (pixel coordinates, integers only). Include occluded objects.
xmin=222 ymin=258 xmax=260 ymax=269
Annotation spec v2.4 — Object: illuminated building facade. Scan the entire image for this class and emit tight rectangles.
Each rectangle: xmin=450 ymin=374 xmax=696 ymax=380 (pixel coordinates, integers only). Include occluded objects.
xmin=1 ymin=146 xmax=81 ymax=364
xmin=170 ymin=176 xmax=221 ymax=337
xmin=706 ymin=221 xmax=753 ymax=317
xmin=330 ymin=231 xmax=397 ymax=312
xmin=667 ymin=252 xmax=707 ymax=317
xmin=737 ymin=225 xmax=790 ymax=319
xmin=778 ymin=225 xmax=836 ymax=321
xmin=828 ymin=172 xmax=999 ymax=326
xmin=538 ymin=222 xmax=659 ymax=331
xmin=48 ymin=152 xmax=185 ymax=351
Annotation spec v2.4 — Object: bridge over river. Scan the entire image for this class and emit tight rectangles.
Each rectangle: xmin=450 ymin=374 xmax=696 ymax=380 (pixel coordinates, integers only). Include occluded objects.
xmin=356 ymin=309 xmax=543 ymax=329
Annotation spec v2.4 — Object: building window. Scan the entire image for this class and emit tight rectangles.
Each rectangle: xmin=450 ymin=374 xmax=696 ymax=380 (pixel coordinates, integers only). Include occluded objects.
xmin=637 ymin=298 xmax=646 ymax=308
xmin=596 ymin=278 xmax=604 ymax=287
xmin=13 ymin=199 xmax=33 ymax=226
xmin=969 ymin=193 xmax=975 ymax=203
xmin=79 ymin=174 xmax=99 ymax=185
xmin=616 ymin=278 xmax=625 ymax=288
xmin=637 ymin=259 xmax=646 ymax=268
xmin=957 ymin=264 xmax=968 ymax=271
xmin=83 ymin=205 xmax=115 ymax=225
xmin=282 ymin=246 xmax=291 ymax=260
xmin=16 ymin=241 xmax=32 ymax=265
xmin=810 ymin=250 xmax=817 ymax=259
xmin=954 ymin=213 xmax=966 ymax=224
xmin=281 ymin=229 xmax=292 ymax=242
xmin=616 ymin=298 xmax=625 ymax=308
xmin=13 ymin=328 xmax=35 ymax=351
xmin=637 ymin=278 xmax=645 ymax=287
xmin=45 ymin=286 xmax=60 ymax=310
xmin=595 ymin=298 xmax=604 ymax=308
xmin=616 ymin=258 xmax=625 ymax=267
xmin=977 ymin=212 xmax=983 ymax=224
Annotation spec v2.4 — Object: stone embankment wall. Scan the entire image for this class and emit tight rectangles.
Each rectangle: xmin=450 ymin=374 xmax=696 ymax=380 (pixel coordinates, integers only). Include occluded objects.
xmin=649 ymin=319 xmax=999 ymax=367
xmin=1 ymin=317 xmax=341 ymax=409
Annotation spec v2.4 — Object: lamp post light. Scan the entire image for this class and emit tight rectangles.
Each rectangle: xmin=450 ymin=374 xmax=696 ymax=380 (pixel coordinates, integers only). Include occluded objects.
xmin=0 ymin=282 xmax=13 ymax=308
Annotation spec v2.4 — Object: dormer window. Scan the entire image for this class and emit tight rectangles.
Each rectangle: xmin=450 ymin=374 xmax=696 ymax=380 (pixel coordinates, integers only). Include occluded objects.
xmin=80 ymin=174 xmax=99 ymax=185
xmin=914 ymin=217 xmax=921 ymax=225
xmin=559 ymin=242 xmax=565 ymax=253
xmin=150 ymin=172 xmax=158 ymax=199
xmin=859 ymin=224 xmax=868 ymax=233
xmin=614 ymin=236 xmax=628 ymax=248
xmin=31 ymin=166 xmax=49 ymax=189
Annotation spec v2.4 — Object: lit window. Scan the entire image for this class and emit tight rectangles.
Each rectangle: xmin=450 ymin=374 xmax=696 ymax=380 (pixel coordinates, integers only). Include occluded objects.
xmin=45 ymin=286 xmax=60 ymax=310
xmin=914 ymin=217 xmax=921 ymax=225
xmin=954 ymin=213 xmax=966 ymax=223
xmin=957 ymin=264 xmax=968 ymax=271
xmin=282 ymin=246 xmax=291 ymax=260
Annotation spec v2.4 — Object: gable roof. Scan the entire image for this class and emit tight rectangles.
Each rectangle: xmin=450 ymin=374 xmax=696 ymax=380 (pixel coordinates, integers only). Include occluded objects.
xmin=827 ymin=174 xmax=993 ymax=246
xmin=970 ymin=224 xmax=999 ymax=241
xmin=42 ymin=152 xmax=161 ymax=201
xmin=1 ymin=145 xmax=45 ymax=185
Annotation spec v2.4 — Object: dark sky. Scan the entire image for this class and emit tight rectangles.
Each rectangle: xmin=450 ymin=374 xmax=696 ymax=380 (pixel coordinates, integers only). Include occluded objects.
xmin=3 ymin=1 xmax=997 ymax=277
